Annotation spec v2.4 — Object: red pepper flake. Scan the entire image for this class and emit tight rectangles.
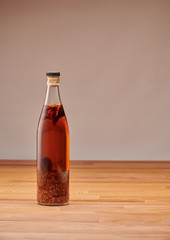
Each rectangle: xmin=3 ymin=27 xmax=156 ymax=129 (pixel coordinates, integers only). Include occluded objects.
xmin=37 ymin=168 xmax=69 ymax=205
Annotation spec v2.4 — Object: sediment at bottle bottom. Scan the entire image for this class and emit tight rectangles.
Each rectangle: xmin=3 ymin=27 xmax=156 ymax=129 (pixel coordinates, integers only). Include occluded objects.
xmin=37 ymin=201 xmax=69 ymax=206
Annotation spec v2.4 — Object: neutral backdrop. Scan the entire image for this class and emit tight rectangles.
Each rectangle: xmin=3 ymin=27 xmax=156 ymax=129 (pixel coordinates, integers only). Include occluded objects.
xmin=0 ymin=0 xmax=170 ymax=160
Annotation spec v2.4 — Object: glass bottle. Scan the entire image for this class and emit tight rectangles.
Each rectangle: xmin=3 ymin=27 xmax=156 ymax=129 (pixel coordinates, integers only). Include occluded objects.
xmin=36 ymin=72 xmax=69 ymax=205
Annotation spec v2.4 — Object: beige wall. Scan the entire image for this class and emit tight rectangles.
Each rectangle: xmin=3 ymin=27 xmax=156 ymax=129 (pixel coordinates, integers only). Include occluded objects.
xmin=0 ymin=0 xmax=170 ymax=160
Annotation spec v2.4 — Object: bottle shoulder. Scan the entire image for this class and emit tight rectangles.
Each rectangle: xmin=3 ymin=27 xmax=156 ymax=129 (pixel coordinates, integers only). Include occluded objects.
xmin=37 ymin=104 xmax=68 ymax=132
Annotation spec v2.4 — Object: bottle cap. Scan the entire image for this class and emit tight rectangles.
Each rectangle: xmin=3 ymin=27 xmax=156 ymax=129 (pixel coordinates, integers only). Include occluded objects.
xmin=46 ymin=72 xmax=60 ymax=77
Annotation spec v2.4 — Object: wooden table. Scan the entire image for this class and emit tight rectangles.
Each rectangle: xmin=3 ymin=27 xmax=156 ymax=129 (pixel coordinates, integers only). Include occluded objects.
xmin=0 ymin=160 xmax=170 ymax=240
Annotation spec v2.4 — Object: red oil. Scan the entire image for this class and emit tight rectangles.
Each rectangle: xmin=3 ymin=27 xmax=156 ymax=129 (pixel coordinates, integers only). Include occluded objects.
xmin=37 ymin=104 xmax=69 ymax=205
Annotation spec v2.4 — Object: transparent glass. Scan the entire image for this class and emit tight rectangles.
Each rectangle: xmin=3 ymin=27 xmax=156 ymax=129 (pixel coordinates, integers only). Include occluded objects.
xmin=36 ymin=77 xmax=69 ymax=205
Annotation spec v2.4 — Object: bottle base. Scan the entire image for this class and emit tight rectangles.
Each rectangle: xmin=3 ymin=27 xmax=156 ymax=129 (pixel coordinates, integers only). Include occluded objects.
xmin=38 ymin=202 xmax=69 ymax=206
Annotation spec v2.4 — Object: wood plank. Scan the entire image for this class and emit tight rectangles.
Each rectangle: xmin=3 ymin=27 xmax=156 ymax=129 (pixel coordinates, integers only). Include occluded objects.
xmin=0 ymin=160 xmax=170 ymax=240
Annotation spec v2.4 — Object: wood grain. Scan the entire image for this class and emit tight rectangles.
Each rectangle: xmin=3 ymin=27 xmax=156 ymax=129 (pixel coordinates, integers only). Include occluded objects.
xmin=0 ymin=160 xmax=170 ymax=240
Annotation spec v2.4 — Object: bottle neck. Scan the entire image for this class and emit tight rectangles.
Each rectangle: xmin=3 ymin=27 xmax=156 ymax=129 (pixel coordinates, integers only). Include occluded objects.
xmin=44 ymin=77 xmax=62 ymax=106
